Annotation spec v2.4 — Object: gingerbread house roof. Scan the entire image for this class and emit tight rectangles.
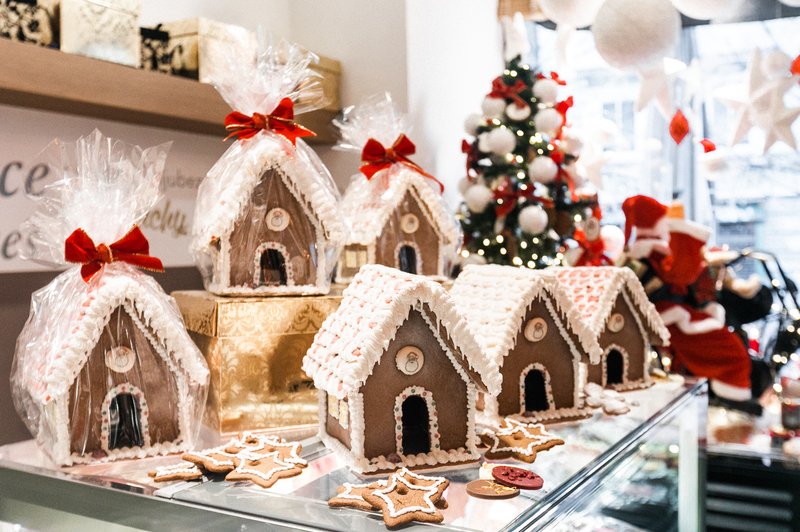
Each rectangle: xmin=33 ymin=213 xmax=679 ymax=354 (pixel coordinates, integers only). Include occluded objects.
xmin=450 ymin=265 xmax=603 ymax=367
xmin=192 ymin=136 xmax=346 ymax=252
xmin=303 ymin=264 xmax=500 ymax=399
xmin=340 ymin=166 xmax=461 ymax=246
xmin=17 ymin=265 xmax=209 ymax=404
xmin=553 ymin=266 xmax=670 ymax=345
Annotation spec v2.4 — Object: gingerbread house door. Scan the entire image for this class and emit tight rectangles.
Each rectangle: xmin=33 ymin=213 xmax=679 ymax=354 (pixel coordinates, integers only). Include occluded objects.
xmin=257 ymin=246 xmax=289 ymax=286
xmin=107 ymin=392 xmax=145 ymax=449
xmin=522 ymin=368 xmax=550 ymax=413
xmin=401 ymin=395 xmax=431 ymax=454
xmin=397 ymin=244 xmax=418 ymax=275
xmin=606 ymin=349 xmax=625 ymax=385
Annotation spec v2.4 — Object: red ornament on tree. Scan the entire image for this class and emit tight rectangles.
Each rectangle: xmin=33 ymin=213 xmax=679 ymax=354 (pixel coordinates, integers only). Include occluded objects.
xmin=669 ymin=110 xmax=690 ymax=145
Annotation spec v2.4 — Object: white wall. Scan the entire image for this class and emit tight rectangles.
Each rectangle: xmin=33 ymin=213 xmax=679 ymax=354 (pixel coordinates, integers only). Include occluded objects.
xmin=405 ymin=0 xmax=502 ymax=207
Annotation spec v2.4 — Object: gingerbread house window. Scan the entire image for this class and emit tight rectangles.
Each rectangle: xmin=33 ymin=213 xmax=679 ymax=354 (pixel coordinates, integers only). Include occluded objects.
xmin=339 ymin=399 xmax=349 ymax=429
xmin=327 ymin=393 xmax=339 ymax=420
xmin=344 ymin=248 xmax=368 ymax=269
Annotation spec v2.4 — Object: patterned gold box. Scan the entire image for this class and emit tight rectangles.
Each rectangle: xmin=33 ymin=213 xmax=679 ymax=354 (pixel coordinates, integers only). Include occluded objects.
xmin=172 ymin=290 xmax=343 ymax=435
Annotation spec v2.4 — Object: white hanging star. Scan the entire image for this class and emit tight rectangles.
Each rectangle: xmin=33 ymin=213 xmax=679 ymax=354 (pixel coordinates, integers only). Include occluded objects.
xmin=716 ymin=48 xmax=800 ymax=153
xmin=636 ymin=58 xmax=687 ymax=118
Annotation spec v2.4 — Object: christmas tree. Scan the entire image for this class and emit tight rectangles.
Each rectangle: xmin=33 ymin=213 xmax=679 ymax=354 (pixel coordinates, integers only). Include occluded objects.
xmin=457 ymin=55 xmax=601 ymax=269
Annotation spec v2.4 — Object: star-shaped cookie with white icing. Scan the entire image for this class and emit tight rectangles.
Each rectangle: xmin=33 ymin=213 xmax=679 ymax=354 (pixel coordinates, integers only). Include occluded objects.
xmin=479 ymin=418 xmax=564 ymax=463
xmin=224 ymin=450 xmax=303 ymax=489
xmin=363 ymin=474 xmax=446 ymax=527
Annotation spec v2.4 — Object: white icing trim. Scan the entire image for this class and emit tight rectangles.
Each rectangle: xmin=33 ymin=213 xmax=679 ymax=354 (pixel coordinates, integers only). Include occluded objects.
xmin=393 ymin=386 xmax=440 ymax=455
xmin=478 ymin=420 xmax=562 ymax=458
xmin=336 ymin=479 xmax=387 ymax=501
xmin=519 ymin=363 xmax=555 ymax=415
xmin=394 ymin=240 xmax=423 ymax=275
xmin=601 ymin=344 xmax=630 ymax=389
xmin=620 ymin=288 xmax=653 ymax=390
xmin=251 ymin=242 xmax=295 ymax=287
xmin=100 ymin=382 xmax=151 ymax=452
xmin=372 ymin=475 xmax=441 ymax=518
xmin=151 ymin=463 xmax=202 ymax=479
xmin=230 ymin=450 xmax=296 ymax=484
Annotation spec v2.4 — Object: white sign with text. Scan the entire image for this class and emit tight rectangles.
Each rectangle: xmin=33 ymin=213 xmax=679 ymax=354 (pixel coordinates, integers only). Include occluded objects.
xmin=0 ymin=104 xmax=228 ymax=273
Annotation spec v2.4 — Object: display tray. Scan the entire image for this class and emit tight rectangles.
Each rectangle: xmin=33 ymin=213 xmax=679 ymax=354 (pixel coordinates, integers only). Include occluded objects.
xmin=0 ymin=378 xmax=702 ymax=531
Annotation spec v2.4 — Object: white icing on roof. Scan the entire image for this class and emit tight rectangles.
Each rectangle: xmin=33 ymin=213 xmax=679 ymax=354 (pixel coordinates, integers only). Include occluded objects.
xmin=302 ymin=264 xmax=500 ymax=398
xmin=450 ymin=265 xmax=603 ymax=367
xmin=340 ymin=165 xmax=461 ymax=246
xmin=192 ymin=135 xmax=345 ymax=253
xmin=17 ymin=264 xmax=209 ymax=404
xmin=553 ymin=266 xmax=670 ymax=345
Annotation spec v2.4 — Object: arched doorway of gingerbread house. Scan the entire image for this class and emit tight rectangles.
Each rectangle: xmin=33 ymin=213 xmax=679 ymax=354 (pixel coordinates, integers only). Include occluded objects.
xmin=401 ymin=395 xmax=430 ymax=455
xmin=398 ymin=245 xmax=417 ymax=274
xmin=108 ymin=393 xmax=145 ymax=449
xmin=523 ymin=369 xmax=550 ymax=412
xmin=606 ymin=349 xmax=625 ymax=386
xmin=260 ymin=248 xmax=288 ymax=286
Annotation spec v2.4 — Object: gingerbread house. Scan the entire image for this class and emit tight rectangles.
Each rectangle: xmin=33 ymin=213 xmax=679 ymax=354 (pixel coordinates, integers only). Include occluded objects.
xmin=13 ymin=268 xmax=209 ymax=465
xmin=451 ymin=265 xmax=603 ymax=423
xmin=553 ymin=267 xmax=670 ymax=391
xmin=192 ymin=134 xmax=346 ymax=296
xmin=336 ymin=166 xmax=461 ymax=282
xmin=303 ymin=264 xmax=500 ymax=474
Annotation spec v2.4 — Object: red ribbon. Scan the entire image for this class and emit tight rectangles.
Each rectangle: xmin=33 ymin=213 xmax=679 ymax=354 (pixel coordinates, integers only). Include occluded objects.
xmin=65 ymin=225 xmax=164 ymax=283
xmin=360 ymin=134 xmax=444 ymax=193
xmin=489 ymin=77 xmax=528 ymax=108
xmin=493 ymin=178 xmax=543 ymax=217
xmin=573 ymin=229 xmax=613 ymax=267
xmin=536 ymin=71 xmax=567 ymax=86
xmin=224 ymin=97 xmax=316 ymax=146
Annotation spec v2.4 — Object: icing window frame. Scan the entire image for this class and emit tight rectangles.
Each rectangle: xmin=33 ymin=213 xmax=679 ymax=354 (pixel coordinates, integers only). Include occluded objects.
xmin=339 ymin=399 xmax=349 ymax=429
xmin=327 ymin=393 xmax=339 ymax=420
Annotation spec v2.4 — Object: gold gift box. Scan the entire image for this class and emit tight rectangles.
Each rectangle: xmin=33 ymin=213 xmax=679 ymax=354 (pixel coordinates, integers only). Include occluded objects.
xmin=172 ymin=289 xmax=343 ymax=435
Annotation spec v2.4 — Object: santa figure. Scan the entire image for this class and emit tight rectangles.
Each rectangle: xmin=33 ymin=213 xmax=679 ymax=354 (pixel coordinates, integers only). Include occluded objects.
xmin=622 ymin=195 xmax=754 ymax=408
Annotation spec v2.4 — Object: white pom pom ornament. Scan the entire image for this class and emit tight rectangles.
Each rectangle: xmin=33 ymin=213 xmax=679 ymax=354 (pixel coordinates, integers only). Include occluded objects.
xmin=464 ymin=184 xmax=494 ymax=213
xmin=533 ymin=78 xmax=559 ymax=105
xmin=560 ymin=134 xmax=584 ymax=156
xmin=486 ymin=127 xmax=517 ymax=155
xmin=518 ymin=205 xmax=549 ymax=234
xmin=481 ymin=96 xmax=506 ymax=119
xmin=601 ymin=225 xmax=626 ymax=261
xmin=505 ymin=103 xmax=531 ymax=121
xmin=671 ymin=0 xmax=741 ymax=20
xmin=457 ymin=177 xmax=472 ymax=195
xmin=592 ymin=0 xmax=681 ymax=71
xmin=533 ymin=108 xmax=564 ymax=136
xmin=528 ymin=156 xmax=559 ymax=183
xmin=464 ymin=113 xmax=483 ymax=136
xmin=540 ymin=0 xmax=605 ymax=28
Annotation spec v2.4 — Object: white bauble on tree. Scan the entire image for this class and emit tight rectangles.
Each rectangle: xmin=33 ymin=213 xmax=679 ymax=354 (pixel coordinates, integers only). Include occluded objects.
xmin=563 ymin=246 xmax=584 ymax=266
xmin=593 ymin=0 xmax=681 ymax=71
xmin=457 ymin=177 xmax=472 ymax=195
xmin=670 ymin=0 xmax=741 ymax=20
xmin=477 ymin=132 xmax=491 ymax=153
xmin=533 ymin=108 xmax=564 ymax=136
xmin=528 ymin=156 xmax=559 ymax=183
xmin=506 ymin=103 xmax=531 ymax=121
xmin=518 ymin=205 xmax=549 ymax=234
xmin=533 ymin=78 xmax=559 ymax=105
xmin=464 ymin=184 xmax=494 ymax=213
xmin=481 ymin=96 xmax=506 ymax=119
xmin=560 ymin=134 xmax=584 ymax=156
xmin=540 ymin=0 xmax=605 ymax=28
xmin=601 ymin=225 xmax=626 ymax=261
xmin=464 ymin=113 xmax=483 ymax=136
xmin=486 ymin=127 xmax=517 ymax=155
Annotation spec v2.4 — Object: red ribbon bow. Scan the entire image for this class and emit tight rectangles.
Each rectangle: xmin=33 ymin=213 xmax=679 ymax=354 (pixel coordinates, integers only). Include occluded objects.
xmin=65 ymin=225 xmax=164 ymax=283
xmin=489 ymin=77 xmax=528 ymax=108
xmin=224 ymin=97 xmax=316 ymax=146
xmin=573 ymin=229 xmax=613 ymax=267
xmin=360 ymin=134 xmax=444 ymax=193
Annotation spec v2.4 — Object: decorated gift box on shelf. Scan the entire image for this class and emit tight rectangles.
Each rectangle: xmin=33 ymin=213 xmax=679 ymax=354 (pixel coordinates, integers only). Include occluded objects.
xmin=59 ymin=0 xmax=141 ymax=66
xmin=0 ymin=0 xmax=59 ymax=47
xmin=173 ymin=289 xmax=343 ymax=435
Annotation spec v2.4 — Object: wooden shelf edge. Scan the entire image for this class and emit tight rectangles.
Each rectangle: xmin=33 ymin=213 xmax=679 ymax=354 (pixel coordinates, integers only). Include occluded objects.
xmin=0 ymin=39 xmax=338 ymax=144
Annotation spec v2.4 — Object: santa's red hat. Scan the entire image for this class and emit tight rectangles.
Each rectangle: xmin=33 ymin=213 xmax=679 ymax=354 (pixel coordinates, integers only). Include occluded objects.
xmin=622 ymin=195 xmax=669 ymax=243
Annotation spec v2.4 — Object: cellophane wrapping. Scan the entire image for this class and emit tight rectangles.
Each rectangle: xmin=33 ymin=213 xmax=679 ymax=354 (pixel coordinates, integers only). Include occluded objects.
xmin=11 ymin=130 xmax=210 ymax=466
xmin=191 ymin=39 xmax=345 ymax=296
xmin=334 ymin=93 xmax=462 ymax=282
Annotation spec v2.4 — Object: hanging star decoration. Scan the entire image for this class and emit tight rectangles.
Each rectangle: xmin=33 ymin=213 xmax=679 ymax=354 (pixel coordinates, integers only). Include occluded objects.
xmin=716 ymin=48 xmax=800 ymax=153
xmin=636 ymin=58 xmax=684 ymax=118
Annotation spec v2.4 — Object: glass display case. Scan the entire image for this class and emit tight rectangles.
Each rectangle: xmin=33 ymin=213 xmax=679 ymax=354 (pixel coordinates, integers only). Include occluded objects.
xmin=0 ymin=379 xmax=706 ymax=531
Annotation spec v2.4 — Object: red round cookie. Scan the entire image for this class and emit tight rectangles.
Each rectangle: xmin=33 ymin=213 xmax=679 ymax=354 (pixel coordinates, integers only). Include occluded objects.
xmin=492 ymin=465 xmax=543 ymax=490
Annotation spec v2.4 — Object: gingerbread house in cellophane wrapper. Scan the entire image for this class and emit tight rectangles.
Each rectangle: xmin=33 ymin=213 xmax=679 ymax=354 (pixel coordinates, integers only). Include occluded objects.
xmin=172 ymin=289 xmax=342 ymax=435
xmin=11 ymin=131 xmax=209 ymax=466
xmin=191 ymin=39 xmax=345 ymax=296
xmin=334 ymin=93 xmax=460 ymax=282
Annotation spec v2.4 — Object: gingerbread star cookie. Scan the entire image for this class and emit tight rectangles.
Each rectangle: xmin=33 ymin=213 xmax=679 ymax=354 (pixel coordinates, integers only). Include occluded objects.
xmin=362 ymin=473 xmax=446 ymax=528
xmin=182 ymin=444 xmax=241 ymax=473
xmin=224 ymin=450 xmax=303 ymax=489
xmin=148 ymin=462 xmax=204 ymax=482
xmin=479 ymin=418 xmax=564 ymax=463
xmin=394 ymin=468 xmax=449 ymax=509
xmin=328 ymin=480 xmax=388 ymax=511
xmin=224 ymin=432 xmax=308 ymax=468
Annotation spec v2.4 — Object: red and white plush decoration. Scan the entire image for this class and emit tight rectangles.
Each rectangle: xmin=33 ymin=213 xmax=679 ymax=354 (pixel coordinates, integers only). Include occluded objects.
xmin=623 ymin=195 xmax=752 ymax=401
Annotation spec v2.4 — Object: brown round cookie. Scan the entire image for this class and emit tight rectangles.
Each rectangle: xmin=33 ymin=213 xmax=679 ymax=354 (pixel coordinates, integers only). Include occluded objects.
xmin=466 ymin=479 xmax=520 ymax=499
xmin=492 ymin=466 xmax=543 ymax=490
